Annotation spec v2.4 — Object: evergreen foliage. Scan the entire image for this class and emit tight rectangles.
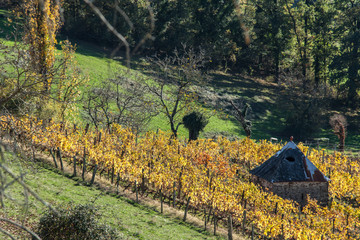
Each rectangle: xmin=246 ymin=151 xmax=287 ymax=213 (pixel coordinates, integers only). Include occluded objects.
xmin=183 ymin=111 xmax=209 ymax=141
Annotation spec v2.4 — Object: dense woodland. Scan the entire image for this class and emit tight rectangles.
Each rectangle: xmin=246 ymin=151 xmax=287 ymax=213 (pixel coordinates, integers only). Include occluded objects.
xmin=58 ymin=0 xmax=360 ymax=104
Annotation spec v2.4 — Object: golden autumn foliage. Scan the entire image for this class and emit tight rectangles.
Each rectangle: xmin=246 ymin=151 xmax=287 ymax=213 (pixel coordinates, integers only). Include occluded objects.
xmin=21 ymin=0 xmax=62 ymax=92
xmin=3 ymin=1 xmax=84 ymax=119
xmin=1 ymin=116 xmax=359 ymax=239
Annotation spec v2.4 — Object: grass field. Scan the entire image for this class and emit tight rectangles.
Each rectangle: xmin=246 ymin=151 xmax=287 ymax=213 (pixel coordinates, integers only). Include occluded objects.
xmin=1 ymin=149 xmax=227 ymax=240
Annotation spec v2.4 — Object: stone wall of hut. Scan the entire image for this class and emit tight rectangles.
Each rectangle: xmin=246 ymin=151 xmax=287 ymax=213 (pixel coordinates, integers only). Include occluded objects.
xmin=253 ymin=176 xmax=329 ymax=206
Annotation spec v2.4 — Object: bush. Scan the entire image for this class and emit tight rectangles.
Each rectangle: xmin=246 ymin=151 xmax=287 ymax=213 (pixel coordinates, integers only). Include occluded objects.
xmin=183 ymin=111 xmax=209 ymax=141
xmin=36 ymin=204 xmax=122 ymax=240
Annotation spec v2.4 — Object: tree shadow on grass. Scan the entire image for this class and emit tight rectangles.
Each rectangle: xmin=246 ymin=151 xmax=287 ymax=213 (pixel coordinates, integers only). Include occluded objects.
xmin=0 ymin=9 xmax=23 ymax=40
xmin=208 ymin=72 xmax=291 ymax=141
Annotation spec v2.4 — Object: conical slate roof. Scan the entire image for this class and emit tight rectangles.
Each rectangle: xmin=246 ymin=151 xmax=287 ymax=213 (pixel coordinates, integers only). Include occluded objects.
xmin=250 ymin=141 xmax=328 ymax=183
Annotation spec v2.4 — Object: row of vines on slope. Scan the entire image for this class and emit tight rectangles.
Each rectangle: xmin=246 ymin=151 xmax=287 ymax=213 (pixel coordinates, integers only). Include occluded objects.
xmin=0 ymin=115 xmax=359 ymax=239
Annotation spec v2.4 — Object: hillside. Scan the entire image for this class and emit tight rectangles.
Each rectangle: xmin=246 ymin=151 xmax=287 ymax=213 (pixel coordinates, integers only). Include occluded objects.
xmin=71 ymin=39 xmax=360 ymax=150
xmin=0 ymin=144 xmax=231 ymax=240
xmin=1 ymin=4 xmax=360 ymax=240
xmin=1 ymin=6 xmax=359 ymax=149
xmin=1 ymin=115 xmax=359 ymax=240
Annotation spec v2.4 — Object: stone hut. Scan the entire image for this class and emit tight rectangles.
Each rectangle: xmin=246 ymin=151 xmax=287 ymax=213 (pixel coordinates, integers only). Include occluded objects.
xmin=250 ymin=139 xmax=329 ymax=206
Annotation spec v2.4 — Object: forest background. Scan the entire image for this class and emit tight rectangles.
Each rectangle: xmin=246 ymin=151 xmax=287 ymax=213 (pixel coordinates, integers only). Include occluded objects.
xmin=1 ymin=0 xmax=360 ymax=148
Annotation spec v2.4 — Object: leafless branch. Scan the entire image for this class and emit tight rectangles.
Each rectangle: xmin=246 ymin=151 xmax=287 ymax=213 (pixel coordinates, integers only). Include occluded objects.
xmin=0 ymin=144 xmax=59 ymax=216
xmin=0 ymin=227 xmax=16 ymax=240
xmin=0 ymin=218 xmax=41 ymax=240
xmin=83 ymin=0 xmax=130 ymax=68
xmin=83 ymin=0 xmax=155 ymax=67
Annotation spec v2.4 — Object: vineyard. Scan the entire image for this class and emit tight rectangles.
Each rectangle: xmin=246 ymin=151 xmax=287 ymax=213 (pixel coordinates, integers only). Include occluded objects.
xmin=1 ymin=115 xmax=360 ymax=240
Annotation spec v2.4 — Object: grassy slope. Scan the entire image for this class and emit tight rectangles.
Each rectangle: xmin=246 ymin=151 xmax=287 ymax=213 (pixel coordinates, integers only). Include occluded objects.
xmin=69 ymin=38 xmax=243 ymax=139
xmin=1 ymin=152 xmax=224 ymax=240
xmin=71 ymin=42 xmax=360 ymax=146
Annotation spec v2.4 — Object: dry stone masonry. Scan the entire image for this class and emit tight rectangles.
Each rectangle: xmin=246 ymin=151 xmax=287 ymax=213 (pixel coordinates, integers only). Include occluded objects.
xmin=250 ymin=138 xmax=329 ymax=206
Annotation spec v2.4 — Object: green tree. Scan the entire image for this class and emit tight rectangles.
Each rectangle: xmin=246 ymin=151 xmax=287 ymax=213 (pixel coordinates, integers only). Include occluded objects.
xmin=330 ymin=1 xmax=360 ymax=105
xmin=252 ymin=0 xmax=292 ymax=81
xmin=310 ymin=0 xmax=337 ymax=87
xmin=183 ymin=111 xmax=209 ymax=141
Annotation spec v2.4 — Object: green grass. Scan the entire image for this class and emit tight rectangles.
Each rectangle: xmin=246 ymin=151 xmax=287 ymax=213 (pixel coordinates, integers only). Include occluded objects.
xmin=2 ymin=154 xmax=224 ymax=240
xmin=64 ymin=38 xmax=245 ymax=139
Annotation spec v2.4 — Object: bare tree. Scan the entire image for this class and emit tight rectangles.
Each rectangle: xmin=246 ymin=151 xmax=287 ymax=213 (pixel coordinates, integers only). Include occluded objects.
xmin=229 ymin=100 xmax=252 ymax=138
xmin=83 ymin=72 xmax=156 ymax=133
xmin=0 ymin=36 xmax=44 ymax=110
xmin=146 ymin=45 xmax=208 ymax=138
xmin=329 ymin=114 xmax=347 ymax=152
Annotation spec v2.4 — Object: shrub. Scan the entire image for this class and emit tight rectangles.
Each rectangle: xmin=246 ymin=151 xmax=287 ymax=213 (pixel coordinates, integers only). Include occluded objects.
xmin=183 ymin=111 xmax=209 ymax=141
xmin=36 ymin=204 xmax=122 ymax=240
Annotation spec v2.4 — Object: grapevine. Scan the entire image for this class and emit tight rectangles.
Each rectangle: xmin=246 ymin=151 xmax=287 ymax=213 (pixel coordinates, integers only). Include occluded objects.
xmin=1 ymin=115 xmax=359 ymax=239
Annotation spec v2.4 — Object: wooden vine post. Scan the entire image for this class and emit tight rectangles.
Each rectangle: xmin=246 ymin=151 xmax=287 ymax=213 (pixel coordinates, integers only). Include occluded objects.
xmin=116 ymin=173 xmax=120 ymax=194
xmin=90 ymin=164 xmax=97 ymax=186
xmin=49 ymin=148 xmax=58 ymax=168
xmin=183 ymin=197 xmax=191 ymax=221
xmin=251 ymin=224 xmax=254 ymax=240
xmin=135 ymin=180 xmax=139 ymax=203
xmin=172 ymin=182 xmax=176 ymax=208
xmin=228 ymin=215 xmax=233 ymax=240
xmin=57 ymin=147 xmax=64 ymax=171
xmin=177 ymin=166 xmax=183 ymax=199
xmin=213 ymin=212 xmax=217 ymax=235
xmin=204 ymin=209 xmax=207 ymax=230
xmin=141 ymin=168 xmax=145 ymax=193
xmin=160 ymin=189 xmax=163 ymax=213
xmin=82 ymin=147 xmax=86 ymax=181
xmin=111 ymin=163 xmax=115 ymax=184
xmin=73 ymin=156 xmax=77 ymax=177
xmin=242 ymin=210 xmax=247 ymax=231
